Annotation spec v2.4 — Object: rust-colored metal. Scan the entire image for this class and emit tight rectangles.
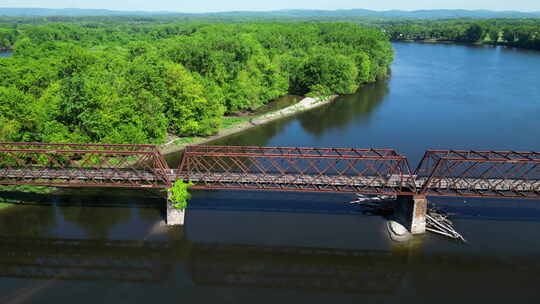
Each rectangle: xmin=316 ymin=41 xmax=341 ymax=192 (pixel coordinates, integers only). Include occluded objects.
xmin=415 ymin=150 xmax=540 ymax=198
xmin=1 ymin=143 xmax=539 ymax=199
xmin=177 ymin=145 xmax=417 ymax=195
xmin=0 ymin=142 xmax=171 ymax=188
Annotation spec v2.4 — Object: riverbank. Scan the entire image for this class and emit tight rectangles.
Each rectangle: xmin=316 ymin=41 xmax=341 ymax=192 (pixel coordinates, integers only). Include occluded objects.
xmin=160 ymin=95 xmax=337 ymax=154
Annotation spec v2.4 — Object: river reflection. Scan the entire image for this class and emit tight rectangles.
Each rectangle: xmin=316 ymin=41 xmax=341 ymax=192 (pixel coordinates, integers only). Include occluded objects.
xmin=212 ymin=80 xmax=389 ymax=146
xmin=297 ymin=80 xmax=389 ymax=137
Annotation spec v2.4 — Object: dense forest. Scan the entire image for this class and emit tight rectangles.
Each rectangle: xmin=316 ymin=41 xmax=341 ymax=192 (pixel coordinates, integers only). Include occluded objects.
xmin=382 ymin=19 xmax=540 ymax=50
xmin=0 ymin=22 xmax=393 ymax=144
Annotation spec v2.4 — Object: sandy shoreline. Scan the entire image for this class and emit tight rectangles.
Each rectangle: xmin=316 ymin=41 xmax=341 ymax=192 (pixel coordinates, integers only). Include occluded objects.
xmin=160 ymin=95 xmax=337 ymax=155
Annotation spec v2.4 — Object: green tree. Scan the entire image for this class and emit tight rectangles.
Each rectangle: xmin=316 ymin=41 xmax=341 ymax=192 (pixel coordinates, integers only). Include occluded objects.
xmin=502 ymin=28 xmax=516 ymax=42
xmin=163 ymin=63 xmax=225 ymax=136
xmin=488 ymin=28 xmax=500 ymax=42
xmin=463 ymin=24 xmax=484 ymax=42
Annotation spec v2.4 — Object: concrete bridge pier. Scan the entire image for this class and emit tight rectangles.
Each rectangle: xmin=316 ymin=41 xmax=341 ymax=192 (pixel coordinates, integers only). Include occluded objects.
xmin=395 ymin=195 xmax=428 ymax=234
xmin=166 ymin=190 xmax=185 ymax=226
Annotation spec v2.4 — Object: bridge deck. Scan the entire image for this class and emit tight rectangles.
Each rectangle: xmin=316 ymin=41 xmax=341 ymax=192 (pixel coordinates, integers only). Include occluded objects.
xmin=1 ymin=168 xmax=538 ymax=196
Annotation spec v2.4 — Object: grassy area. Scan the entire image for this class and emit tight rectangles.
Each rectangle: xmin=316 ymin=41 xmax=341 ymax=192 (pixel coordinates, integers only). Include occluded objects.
xmin=161 ymin=115 xmax=257 ymax=153
xmin=160 ymin=95 xmax=306 ymax=154
xmin=170 ymin=136 xmax=202 ymax=146
xmin=221 ymin=116 xmax=252 ymax=129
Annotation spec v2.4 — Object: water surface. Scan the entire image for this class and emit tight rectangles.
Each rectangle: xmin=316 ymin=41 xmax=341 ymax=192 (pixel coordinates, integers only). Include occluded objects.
xmin=1 ymin=43 xmax=540 ymax=303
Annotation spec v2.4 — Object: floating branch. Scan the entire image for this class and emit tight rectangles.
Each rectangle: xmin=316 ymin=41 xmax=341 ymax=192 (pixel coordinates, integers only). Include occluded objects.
xmin=426 ymin=205 xmax=467 ymax=243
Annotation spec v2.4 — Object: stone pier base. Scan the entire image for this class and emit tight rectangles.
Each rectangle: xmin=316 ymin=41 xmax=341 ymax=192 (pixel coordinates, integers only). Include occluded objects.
xmin=166 ymin=191 xmax=185 ymax=226
xmin=396 ymin=195 xmax=428 ymax=234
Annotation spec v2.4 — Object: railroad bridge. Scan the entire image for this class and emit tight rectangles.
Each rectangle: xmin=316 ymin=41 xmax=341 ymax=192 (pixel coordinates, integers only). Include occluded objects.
xmin=0 ymin=142 xmax=539 ymax=234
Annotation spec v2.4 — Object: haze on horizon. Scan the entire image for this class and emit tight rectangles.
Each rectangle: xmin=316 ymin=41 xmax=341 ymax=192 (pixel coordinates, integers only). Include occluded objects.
xmin=0 ymin=0 xmax=539 ymax=13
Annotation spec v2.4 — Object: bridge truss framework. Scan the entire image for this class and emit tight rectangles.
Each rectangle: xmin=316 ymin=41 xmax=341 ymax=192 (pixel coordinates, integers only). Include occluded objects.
xmin=0 ymin=143 xmax=539 ymax=199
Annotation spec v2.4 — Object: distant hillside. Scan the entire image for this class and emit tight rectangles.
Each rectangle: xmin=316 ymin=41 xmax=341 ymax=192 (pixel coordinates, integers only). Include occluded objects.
xmin=0 ymin=8 xmax=172 ymax=17
xmin=217 ymin=9 xmax=540 ymax=19
xmin=1 ymin=8 xmax=540 ymax=19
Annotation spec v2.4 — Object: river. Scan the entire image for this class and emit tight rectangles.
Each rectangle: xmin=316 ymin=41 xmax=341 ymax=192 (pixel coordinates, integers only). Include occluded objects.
xmin=1 ymin=43 xmax=540 ymax=303
xmin=0 ymin=51 xmax=11 ymax=57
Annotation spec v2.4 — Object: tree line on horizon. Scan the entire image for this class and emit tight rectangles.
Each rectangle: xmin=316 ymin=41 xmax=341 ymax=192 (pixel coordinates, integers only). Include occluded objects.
xmin=2 ymin=16 xmax=539 ymax=51
xmin=382 ymin=19 xmax=540 ymax=50
xmin=0 ymin=22 xmax=393 ymax=144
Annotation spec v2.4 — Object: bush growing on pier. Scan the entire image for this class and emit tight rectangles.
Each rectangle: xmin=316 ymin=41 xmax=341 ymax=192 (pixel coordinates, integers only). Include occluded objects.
xmin=169 ymin=180 xmax=193 ymax=210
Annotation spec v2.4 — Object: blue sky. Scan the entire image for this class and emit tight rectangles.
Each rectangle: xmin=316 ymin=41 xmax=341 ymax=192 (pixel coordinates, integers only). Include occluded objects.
xmin=1 ymin=0 xmax=539 ymax=12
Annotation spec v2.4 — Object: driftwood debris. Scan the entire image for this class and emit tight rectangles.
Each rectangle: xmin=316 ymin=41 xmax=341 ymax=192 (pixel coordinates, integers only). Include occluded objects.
xmin=426 ymin=205 xmax=467 ymax=243
xmin=350 ymin=194 xmax=396 ymax=216
xmin=350 ymin=194 xmax=467 ymax=243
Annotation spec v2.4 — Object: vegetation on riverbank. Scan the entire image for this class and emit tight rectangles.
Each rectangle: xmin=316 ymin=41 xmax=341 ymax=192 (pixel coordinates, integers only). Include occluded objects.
xmin=160 ymin=95 xmax=334 ymax=154
xmin=0 ymin=22 xmax=392 ymax=144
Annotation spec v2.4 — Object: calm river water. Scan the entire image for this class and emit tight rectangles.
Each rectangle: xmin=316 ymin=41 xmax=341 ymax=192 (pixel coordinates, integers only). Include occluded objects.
xmin=1 ymin=43 xmax=540 ymax=303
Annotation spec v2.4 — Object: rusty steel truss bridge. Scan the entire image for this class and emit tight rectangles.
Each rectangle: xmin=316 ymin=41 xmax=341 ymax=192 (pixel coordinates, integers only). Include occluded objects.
xmin=0 ymin=142 xmax=539 ymax=199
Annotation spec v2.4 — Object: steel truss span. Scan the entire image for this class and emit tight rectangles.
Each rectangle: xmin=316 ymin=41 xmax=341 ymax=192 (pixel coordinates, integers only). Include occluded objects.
xmin=415 ymin=150 xmax=540 ymax=198
xmin=0 ymin=142 xmax=171 ymax=188
xmin=0 ymin=143 xmax=539 ymax=199
xmin=178 ymin=145 xmax=416 ymax=195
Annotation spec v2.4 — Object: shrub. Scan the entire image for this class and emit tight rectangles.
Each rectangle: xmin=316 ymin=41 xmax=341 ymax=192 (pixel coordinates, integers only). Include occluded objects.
xmin=168 ymin=180 xmax=193 ymax=210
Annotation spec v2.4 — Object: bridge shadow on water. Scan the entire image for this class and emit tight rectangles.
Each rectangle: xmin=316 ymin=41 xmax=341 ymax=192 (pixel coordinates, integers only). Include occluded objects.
xmin=1 ymin=233 xmax=540 ymax=302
